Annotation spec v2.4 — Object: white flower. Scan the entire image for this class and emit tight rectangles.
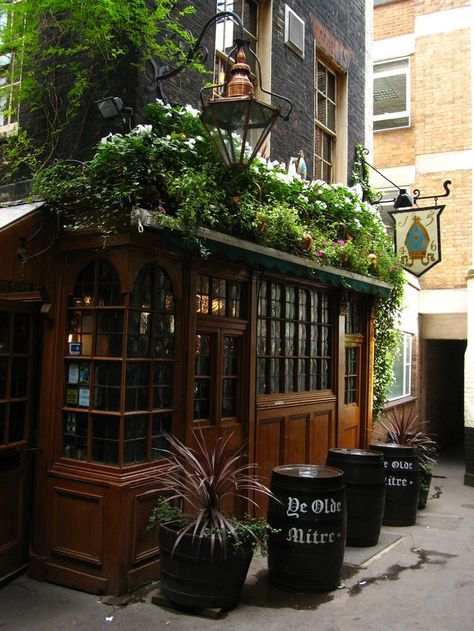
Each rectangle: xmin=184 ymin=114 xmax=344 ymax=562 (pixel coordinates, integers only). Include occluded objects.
xmin=351 ymin=183 xmax=364 ymax=200
xmin=185 ymin=138 xmax=196 ymax=148
xmin=100 ymin=132 xmax=120 ymax=144
xmin=184 ymin=103 xmax=200 ymax=116
xmin=133 ymin=124 xmax=153 ymax=137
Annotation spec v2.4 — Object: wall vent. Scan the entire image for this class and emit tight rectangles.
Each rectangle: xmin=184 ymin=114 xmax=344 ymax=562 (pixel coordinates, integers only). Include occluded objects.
xmin=285 ymin=5 xmax=305 ymax=58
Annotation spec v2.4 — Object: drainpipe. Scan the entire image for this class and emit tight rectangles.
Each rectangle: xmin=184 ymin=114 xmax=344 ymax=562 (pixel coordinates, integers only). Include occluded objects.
xmin=464 ymin=2 xmax=474 ymax=486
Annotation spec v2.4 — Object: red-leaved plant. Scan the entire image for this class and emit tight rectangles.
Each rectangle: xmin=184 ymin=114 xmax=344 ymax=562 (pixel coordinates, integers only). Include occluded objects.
xmin=376 ymin=406 xmax=437 ymax=466
xmin=149 ymin=431 xmax=275 ymax=557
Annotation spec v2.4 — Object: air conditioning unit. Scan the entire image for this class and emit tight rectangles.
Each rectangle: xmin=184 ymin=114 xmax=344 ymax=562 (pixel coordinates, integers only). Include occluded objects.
xmin=285 ymin=5 xmax=305 ymax=58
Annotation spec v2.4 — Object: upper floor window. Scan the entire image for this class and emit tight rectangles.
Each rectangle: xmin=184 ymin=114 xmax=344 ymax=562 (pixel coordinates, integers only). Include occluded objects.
xmin=314 ymin=58 xmax=337 ymax=181
xmin=214 ymin=0 xmax=258 ymax=86
xmin=387 ymin=332 xmax=413 ymax=401
xmin=0 ymin=0 xmax=20 ymax=135
xmin=374 ymin=58 xmax=410 ymax=131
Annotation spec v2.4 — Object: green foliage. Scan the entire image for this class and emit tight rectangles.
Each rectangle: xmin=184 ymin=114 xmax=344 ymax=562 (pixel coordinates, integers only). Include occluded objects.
xmin=0 ymin=0 xmax=198 ymax=174
xmin=34 ymin=99 xmax=406 ymax=410
xmin=147 ymin=430 xmax=275 ymax=557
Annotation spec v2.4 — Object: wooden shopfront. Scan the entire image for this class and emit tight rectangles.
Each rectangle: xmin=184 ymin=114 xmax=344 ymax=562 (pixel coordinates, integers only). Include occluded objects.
xmin=2 ymin=217 xmax=391 ymax=595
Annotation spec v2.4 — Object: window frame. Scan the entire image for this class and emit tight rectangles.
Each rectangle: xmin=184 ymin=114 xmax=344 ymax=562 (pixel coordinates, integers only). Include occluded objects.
xmin=373 ymin=57 xmax=411 ymax=132
xmin=62 ymin=260 xmax=178 ymax=468
xmin=0 ymin=0 xmax=21 ymax=136
xmin=387 ymin=332 xmax=413 ymax=401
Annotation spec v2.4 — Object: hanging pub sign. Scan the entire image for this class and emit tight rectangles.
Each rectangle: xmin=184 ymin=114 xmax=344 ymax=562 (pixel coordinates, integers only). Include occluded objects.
xmin=389 ymin=180 xmax=451 ymax=278
xmin=390 ymin=204 xmax=444 ymax=277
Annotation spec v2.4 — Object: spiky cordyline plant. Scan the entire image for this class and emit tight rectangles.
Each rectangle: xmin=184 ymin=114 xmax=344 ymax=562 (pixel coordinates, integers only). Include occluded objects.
xmin=378 ymin=406 xmax=438 ymax=466
xmin=152 ymin=431 xmax=274 ymax=555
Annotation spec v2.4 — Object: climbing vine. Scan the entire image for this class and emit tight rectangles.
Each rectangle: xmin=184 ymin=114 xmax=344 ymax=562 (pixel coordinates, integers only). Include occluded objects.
xmin=0 ymin=0 xmax=197 ymax=175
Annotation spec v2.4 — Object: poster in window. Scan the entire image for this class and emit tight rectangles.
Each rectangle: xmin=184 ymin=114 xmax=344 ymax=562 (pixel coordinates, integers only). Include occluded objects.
xmin=66 ymin=387 xmax=78 ymax=405
xmin=79 ymin=363 xmax=90 ymax=384
xmin=68 ymin=363 xmax=79 ymax=384
xmin=78 ymin=388 xmax=90 ymax=407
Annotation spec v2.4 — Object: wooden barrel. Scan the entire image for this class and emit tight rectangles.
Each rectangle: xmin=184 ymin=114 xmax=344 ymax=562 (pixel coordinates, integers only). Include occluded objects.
xmin=370 ymin=443 xmax=420 ymax=526
xmin=326 ymin=448 xmax=385 ymax=547
xmin=267 ymin=464 xmax=346 ymax=592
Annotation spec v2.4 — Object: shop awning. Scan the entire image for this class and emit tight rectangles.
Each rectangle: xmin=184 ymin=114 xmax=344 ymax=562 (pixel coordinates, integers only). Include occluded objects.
xmin=139 ymin=212 xmax=392 ymax=298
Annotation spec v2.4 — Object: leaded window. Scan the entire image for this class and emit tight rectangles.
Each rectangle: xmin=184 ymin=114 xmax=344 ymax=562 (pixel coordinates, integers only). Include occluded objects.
xmin=256 ymin=281 xmax=332 ymax=394
xmin=63 ymin=261 xmax=176 ymax=466
xmin=0 ymin=310 xmax=33 ymax=446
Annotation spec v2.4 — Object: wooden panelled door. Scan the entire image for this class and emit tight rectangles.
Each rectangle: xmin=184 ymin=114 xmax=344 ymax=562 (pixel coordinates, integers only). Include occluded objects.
xmin=254 ymin=279 xmax=337 ymax=514
xmin=337 ymin=298 xmax=364 ymax=448
xmin=0 ymin=305 xmax=36 ymax=584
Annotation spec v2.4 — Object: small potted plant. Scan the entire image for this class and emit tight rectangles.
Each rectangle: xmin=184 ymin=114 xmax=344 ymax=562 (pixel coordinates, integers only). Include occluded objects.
xmin=149 ymin=431 xmax=274 ymax=611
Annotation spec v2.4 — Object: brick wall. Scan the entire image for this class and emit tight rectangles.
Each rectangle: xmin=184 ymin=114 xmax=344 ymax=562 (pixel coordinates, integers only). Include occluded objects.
xmin=374 ymin=1 xmax=415 ymax=40
xmin=138 ymin=0 xmax=368 ymax=180
xmin=374 ymin=0 xmax=472 ymax=289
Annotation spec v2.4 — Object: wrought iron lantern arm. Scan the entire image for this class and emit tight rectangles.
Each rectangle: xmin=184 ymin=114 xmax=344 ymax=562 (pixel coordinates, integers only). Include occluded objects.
xmin=413 ymin=180 xmax=451 ymax=206
xmin=152 ymin=11 xmax=245 ymax=104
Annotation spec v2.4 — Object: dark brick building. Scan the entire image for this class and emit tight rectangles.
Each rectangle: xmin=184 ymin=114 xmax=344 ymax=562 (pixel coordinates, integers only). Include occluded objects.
xmin=0 ymin=1 xmax=373 ymax=595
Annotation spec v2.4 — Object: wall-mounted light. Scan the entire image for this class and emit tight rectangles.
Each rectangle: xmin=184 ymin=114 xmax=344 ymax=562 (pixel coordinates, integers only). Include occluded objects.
xmin=95 ymin=96 xmax=133 ymax=129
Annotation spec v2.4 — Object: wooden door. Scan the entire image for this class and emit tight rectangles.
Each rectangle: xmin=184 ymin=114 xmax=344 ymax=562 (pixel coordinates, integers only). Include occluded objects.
xmin=337 ymin=298 xmax=365 ymax=448
xmin=0 ymin=306 xmax=36 ymax=584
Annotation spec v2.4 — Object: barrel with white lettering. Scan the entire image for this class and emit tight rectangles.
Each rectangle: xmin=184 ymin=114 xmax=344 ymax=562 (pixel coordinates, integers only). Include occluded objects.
xmin=267 ymin=464 xmax=346 ymax=592
xmin=326 ymin=448 xmax=385 ymax=547
xmin=369 ymin=443 xmax=420 ymax=526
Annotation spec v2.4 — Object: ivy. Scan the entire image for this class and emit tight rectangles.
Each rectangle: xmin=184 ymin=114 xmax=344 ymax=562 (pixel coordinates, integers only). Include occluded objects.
xmin=0 ymin=0 xmax=198 ymax=175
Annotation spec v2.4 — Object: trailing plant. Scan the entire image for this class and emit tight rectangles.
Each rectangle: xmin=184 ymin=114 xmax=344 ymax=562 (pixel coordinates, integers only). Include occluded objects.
xmin=148 ymin=431 xmax=275 ymax=558
xmin=0 ymin=0 xmax=198 ymax=175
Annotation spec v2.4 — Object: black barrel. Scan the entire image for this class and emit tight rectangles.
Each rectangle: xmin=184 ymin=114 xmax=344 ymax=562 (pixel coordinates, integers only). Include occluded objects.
xmin=326 ymin=448 xmax=385 ymax=547
xmin=370 ymin=443 xmax=420 ymax=526
xmin=267 ymin=464 xmax=346 ymax=592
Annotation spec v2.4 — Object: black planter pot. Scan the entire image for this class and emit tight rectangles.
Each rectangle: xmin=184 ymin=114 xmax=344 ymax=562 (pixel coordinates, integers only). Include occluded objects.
xmin=159 ymin=522 xmax=254 ymax=610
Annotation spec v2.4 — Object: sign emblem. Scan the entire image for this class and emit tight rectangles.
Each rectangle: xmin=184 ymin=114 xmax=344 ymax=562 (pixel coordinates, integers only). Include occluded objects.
xmin=391 ymin=204 xmax=444 ymax=277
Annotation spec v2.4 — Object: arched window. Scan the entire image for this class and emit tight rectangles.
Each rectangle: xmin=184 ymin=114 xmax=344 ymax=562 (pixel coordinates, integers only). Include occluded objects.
xmin=63 ymin=261 xmax=176 ymax=466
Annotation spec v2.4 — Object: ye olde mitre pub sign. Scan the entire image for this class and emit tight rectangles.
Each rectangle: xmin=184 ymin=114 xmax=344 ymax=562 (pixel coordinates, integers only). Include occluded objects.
xmin=390 ymin=180 xmax=451 ymax=278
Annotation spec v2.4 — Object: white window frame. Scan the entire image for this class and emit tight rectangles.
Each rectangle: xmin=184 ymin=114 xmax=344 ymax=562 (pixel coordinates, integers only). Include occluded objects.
xmin=387 ymin=332 xmax=413 ymax=401
xmin=314 ymin=54 xmax=348 ymax=184
xmin=373 ymin=57 xmax=410 ymax=132
xmin=0 ymin=0 xmax=20 ymax=137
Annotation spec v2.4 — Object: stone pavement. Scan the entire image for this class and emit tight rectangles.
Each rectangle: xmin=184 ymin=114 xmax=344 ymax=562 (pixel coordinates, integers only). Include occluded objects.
xmin=1 ymin=444 xmax=473 ymax=631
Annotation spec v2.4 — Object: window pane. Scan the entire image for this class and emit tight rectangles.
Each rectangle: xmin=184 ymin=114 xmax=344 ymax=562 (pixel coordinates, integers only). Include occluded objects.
xmin=124 ymin=415 xmax=147 ymax=465
xmin=0 ymin=357 xmax=7 ymax=397
xmin=9 ymin=401 xmax=25 ymax=442
xmin=92 ymin=415 xmax=119 ymax=465
xmin=64 ymin=412 xmax=88 ymax=460
xmin=11 ymin=357 xmax=28 ymax=397
xmin=194 ymin=334 xmax=213 ymax=420
xmin=151 ymin=413 xmax=172 ymax=460
xmin=0 ymin=311 xmax=10 ymax=352
xmin=125 ymin=363 xmax=150 ymax=411
xmin=96 ymin=310 xmax=123 ymax=356
xmin=153 ymin=362 xmax=173 ymax=409
xmin=93 ymin=362 xmax=121 ymax=411
xmin=13 ymin=313 xmax=30 ymax=353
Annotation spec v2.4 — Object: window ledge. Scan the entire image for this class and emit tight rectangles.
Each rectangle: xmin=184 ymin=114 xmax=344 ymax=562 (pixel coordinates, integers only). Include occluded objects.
xmin=0 ymin=122 xmax=18 ymax=139
xmin=384 ymin=395 xmax=417 ymax=409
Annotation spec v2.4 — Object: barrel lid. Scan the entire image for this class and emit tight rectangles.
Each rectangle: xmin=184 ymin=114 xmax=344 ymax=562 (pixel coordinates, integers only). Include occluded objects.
xmin=369 ymin=442 xmax=417 ymax=454
xmin=272 ymin=464 xmax=342 ymax=479
xmin=328 ymin=448 xmax=382 ymax=458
